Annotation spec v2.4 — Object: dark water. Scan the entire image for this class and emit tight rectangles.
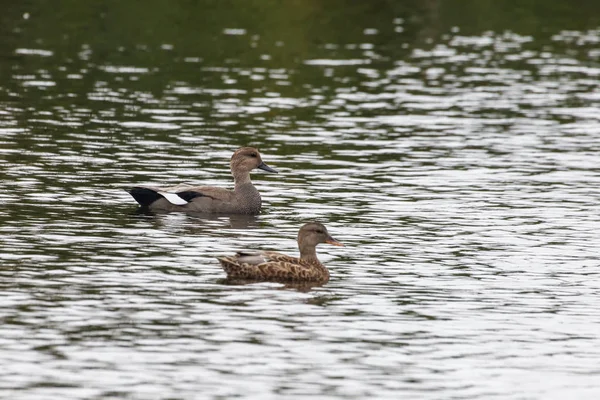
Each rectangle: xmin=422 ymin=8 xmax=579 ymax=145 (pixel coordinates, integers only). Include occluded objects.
xmin=1 ymin=1 xmax=600 ymax=398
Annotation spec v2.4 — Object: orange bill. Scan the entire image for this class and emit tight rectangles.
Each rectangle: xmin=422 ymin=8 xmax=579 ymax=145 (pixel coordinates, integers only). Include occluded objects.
xmin=325 ymin=236 xmax=344 ymax=246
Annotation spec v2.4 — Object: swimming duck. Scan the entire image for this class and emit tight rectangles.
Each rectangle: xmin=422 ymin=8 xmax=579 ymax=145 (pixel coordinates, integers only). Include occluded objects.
xmin=217 ymin=222 xmax=343 ymax=283
xmin=127 ymin=147 xmax=278 ymax=214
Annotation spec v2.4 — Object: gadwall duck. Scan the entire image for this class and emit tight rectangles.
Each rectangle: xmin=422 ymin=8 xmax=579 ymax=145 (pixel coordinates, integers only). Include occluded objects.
xmin=217 ymin=222 xmax=343 ymax=283
xmin=127 ymin=147 xmax=278 ymax=214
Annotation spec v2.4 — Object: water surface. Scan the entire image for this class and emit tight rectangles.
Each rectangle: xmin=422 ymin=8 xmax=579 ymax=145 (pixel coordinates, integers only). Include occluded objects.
xmin=1 ymin=1 xmax=600 ymax=399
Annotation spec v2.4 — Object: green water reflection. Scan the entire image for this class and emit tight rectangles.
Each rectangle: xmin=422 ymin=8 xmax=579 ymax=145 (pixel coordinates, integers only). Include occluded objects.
xmin=2 ymin=0 xmax=599 ymax=103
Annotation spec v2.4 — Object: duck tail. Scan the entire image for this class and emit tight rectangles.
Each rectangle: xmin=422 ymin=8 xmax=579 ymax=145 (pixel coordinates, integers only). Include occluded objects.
xmin=217 ymin=257 xmax=239 ymax=275
xmin=217 ymin=257 xmax=232 ymax=268
xmin=126 ymin=187 xmax=162 ymax=207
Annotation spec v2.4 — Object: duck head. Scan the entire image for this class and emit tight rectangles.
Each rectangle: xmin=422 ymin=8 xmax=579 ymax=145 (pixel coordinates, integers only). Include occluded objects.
xmin=230 ymin=147 xmax=278 ymax=175
xmin=298 ymin=222 xmax=344 ymax=250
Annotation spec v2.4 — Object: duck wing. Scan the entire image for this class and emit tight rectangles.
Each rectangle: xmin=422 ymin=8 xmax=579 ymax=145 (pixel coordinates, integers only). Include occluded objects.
xmin=232 ymin=250 xmax=269 ymax=265
xmin=182 ymin=186 xmax=234 ymax=202
xmin=127 ymin=184 xmax=234 ymax=207
xmin=261 ymin=251 xmax=301 ymax=264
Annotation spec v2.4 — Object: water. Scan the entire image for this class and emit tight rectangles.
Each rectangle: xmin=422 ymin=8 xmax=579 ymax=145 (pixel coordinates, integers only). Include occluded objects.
xmin=1 ymin=1 xmax=600 ymax=398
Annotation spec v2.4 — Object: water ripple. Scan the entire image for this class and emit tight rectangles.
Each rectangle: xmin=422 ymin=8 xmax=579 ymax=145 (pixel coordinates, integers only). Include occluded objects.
xmin=1 ymin=10 xmax=600 ymax=400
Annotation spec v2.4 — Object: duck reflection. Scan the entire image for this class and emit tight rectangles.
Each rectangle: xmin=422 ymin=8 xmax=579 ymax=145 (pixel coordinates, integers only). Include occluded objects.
xmin=217 ymin=278 xmax=325 ymax=292
xmin=131 ymin=208 xmax=261 ymax=230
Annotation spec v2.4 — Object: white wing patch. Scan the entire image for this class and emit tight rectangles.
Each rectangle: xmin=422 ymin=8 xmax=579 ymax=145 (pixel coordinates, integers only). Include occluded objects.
xmin=158 ymin=191 xmax=189 ymax=205
xmin=235 ymin=251 xmax=267 ymax=265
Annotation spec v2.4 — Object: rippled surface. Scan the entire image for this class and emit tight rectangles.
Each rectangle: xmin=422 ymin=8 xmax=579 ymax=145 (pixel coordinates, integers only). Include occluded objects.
xmin=2 ymin=1 xmax=600 ymax=398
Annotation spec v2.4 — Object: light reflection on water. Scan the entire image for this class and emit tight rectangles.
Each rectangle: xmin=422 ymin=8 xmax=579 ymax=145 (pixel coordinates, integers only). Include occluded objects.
xmin=1 ymin=8 xmax=600 ymax=400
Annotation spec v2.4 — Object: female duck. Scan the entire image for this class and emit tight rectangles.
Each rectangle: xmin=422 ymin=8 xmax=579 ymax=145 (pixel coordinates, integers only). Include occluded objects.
xmin=217 ymin=222 xmax=343 ymax=283
xmin=127 ymin=147 xmax=278 ymax=214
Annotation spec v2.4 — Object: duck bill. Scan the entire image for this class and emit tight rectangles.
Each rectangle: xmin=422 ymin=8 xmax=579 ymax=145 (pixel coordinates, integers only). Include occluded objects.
xmin=325 ymin=236 xmax=344 ymax=247
xmin=257 ymin=162 xmax=278 ymax=173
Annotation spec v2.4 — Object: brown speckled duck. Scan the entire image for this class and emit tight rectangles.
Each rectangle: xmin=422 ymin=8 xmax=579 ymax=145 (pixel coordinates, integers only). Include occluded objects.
xmin=127 ymin=147 xmax=278 ymax=214
xmin=217 ymin=222 xmax=343 ymax=283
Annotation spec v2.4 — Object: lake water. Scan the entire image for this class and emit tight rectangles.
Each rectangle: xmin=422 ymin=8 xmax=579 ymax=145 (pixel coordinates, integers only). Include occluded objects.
xmin=1 ymin=1 xmax=600 ymax=399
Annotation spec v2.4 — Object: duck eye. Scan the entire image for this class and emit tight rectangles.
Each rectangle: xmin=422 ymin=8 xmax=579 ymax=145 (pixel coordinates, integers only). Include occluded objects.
xmin=249 ymin=153 xmax=258 ymax=158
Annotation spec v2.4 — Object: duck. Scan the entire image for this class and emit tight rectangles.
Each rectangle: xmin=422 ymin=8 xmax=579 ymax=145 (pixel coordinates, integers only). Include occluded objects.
xmin=127 ymin=147 xmax=278 ymax=214
xmin=217 ymin=222 xmax=343 ymax=283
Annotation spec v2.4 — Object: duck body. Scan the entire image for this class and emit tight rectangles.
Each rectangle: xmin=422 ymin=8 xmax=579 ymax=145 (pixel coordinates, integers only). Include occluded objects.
xmin=217 ymin=222 xmax=343 ymax=284
xmin=127 ymin=147 xmax=277 ymax=215
xmin=218 ymin=250 xmax=330 ymax=283
xmin=128 ymin=182 xmax=262 ymax=214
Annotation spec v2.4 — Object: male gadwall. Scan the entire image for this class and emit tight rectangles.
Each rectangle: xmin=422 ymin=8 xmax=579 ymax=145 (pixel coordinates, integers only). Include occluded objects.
xmin=217 ymin=222 xmax=343 ymax=283
xmin=127 ymin=147 xmax=278 ymax=214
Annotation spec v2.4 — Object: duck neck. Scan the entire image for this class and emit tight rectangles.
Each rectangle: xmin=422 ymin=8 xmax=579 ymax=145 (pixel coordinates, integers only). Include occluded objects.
xmin=233 ymin=171 xmax=253 ymax=190
xmin=299 ymin=242 xmax=321 ymax=264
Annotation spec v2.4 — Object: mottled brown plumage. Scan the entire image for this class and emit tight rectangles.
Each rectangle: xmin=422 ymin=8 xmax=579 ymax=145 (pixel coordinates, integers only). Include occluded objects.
xmin=127 ymin=147 xmax=278 ymax=214
xmin=217 ymin=222 xmax=343 ymax=283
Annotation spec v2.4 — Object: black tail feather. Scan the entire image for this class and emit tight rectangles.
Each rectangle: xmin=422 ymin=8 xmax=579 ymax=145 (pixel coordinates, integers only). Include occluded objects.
xmin=176 ymin=191 xmax=205 ymax=202
xmin=127 ymin=187 xmax=162 ymax=207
